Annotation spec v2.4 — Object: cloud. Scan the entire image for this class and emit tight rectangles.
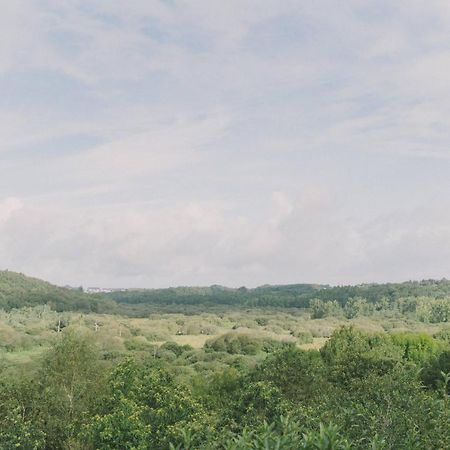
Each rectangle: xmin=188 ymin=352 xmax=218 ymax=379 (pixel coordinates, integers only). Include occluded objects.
xmin=1 ymin=191 xmax=449 ymax=288
xmin=1 ymin=1 xmax=450 ymax=286
xmin=0 ymin=198 xmax=23 ymax=224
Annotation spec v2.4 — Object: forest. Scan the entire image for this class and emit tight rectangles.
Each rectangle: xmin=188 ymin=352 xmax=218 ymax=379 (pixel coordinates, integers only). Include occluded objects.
xmin=0 ymin=271 xmax=449 ymax=449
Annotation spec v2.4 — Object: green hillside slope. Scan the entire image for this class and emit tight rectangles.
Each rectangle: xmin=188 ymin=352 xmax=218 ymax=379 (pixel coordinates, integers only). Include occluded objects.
xmin=0 ymin=270 xmax=99 ymax=312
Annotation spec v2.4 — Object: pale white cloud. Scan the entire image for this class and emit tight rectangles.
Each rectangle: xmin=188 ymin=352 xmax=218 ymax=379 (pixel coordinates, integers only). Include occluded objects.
xmin=0 ymin=198 xmax=23 ymax=224
xmin=56 ymin=113 xmax=229 ymax=184
xmin=1 ymin=1 xmax=450 ymax=286
xmin=1 ymin=192 xmax=449 ymax=288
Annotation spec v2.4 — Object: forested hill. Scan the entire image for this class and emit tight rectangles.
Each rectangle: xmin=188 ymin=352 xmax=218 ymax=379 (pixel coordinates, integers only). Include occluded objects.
xmin=103 ymin=283 xmax=324 ymax=309
xmin=0 ymin=270 xmax=99 ymax=312
xmin=104 ymin=278 xmax=450 ymax=309
xmin=2 ymin=270 xmax=450 ymax=316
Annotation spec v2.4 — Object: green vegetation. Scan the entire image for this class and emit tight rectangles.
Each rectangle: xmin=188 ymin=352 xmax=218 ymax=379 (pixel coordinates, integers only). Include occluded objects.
xmin=1 ymin=271 xmax=450 ymax=448
xmin=103 ymin=279 xmax=450 ymax=317
xmin=0 ymin=271 xmax=107 ymax=313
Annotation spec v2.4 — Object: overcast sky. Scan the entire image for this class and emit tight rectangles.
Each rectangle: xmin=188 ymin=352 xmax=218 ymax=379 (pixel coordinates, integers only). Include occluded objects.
xmin=1 ymin=1 xmax=450 ymax=288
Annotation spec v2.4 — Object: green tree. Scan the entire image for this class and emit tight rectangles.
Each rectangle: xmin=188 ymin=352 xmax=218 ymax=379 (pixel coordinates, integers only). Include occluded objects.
xmin=0 ymin=378 xmax=45 ymax=450
xmin=320 ymin=327 xmax=401 ymax=384
xmin=85 ymin=359 xmax=210 ymax=449
xmin=254 ymin=346 xmax=324 ymax=403
xmin=343 ymin=297 xmax=372 ymax=319
xmin=38 ymin=331 xmax=105 ymax=449
xmin=310 ymin=299 xmax=342 ymax=319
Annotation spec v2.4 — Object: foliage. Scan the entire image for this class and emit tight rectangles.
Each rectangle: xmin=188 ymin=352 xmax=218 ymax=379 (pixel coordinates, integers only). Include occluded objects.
xmin=390 ymin=331 xmax=442 ymax=363
xmin=205 ymin=332 xmax=286 ymax=355
xmin=2 ymin=273 xmax=450 ymax=448
xmin=84 ymin=359 xmax=211 ymax=449
xmin=37 ymin=331 xmax=105 ymax=448
xmin=104 ymin=279 xmax=450 ymax=317
xmin=0 ymin=380 xmax=45 ymax=450
xmin=254 ymin=346 xmax=325 ymax=403
xmin=310 ymin=299 xmax=342 ymax=319
xmin=0 ymin=270 xmax=103 ymax=313
xmin=199 ymin=418 xmax=354 ymax=450
xmin=320 ymin=327 xmax=401 ymax=384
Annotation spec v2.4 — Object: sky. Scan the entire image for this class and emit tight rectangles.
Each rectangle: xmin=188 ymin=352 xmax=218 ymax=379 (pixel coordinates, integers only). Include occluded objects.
xmin=1 ymin=0 xmax=450 ymax=288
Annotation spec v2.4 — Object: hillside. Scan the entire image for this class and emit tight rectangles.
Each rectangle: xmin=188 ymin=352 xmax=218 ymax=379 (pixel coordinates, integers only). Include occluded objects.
xmin=0 ymin=270 xmax=101 ymax=312
xmin=104 ymin=279 xmax=450 ymax=309
xmin=102 ymin=284 xmax=325 ymax=314
xmin=2 ymin=270 xmax=450 ymax=319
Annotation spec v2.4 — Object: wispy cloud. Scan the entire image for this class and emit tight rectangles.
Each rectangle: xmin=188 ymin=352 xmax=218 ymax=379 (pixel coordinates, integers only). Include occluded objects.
xmin=1 ymin=1 xmax=450 ymax=286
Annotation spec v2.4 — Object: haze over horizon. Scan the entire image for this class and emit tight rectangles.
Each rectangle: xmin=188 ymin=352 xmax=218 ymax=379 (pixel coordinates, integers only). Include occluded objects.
xmin=1 ymin=1 xmax=450 ymax=288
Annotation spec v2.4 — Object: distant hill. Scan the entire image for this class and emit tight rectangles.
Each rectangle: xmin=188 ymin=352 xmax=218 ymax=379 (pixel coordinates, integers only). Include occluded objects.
xmin=2 ymin=270 xmax=450 ymax=316
xmin=104 ymin=279 xmax=450 ymax=310
xmin=103 ymin=283 xmax=324 ymax=309
xmin=0 ymin=270 xmax=102 ymax=312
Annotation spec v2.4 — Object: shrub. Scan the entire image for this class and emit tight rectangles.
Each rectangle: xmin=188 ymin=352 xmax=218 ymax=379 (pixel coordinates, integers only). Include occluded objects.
xmin=310 ymin=299 xmax=342 ymax=319
xmin=204 ymin=333 xmax=284 ymax=355
xmin=160 ymin=341 xmax=193 ymax=357
xmin=390 ymin=332 xmax=441 ymax=363
xmin=124 ymin=336 xmax=153 ymax=351
xmin=294 ymin=330 xmax=314 ymax=344
xmin=321 ymin=326 xmax=402 ymax=384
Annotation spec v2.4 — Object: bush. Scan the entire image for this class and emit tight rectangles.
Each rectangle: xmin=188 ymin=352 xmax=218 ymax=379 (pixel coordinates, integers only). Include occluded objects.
xmin=160 ymin=341 xmax=193 ymax=357
xmin=421 ymin=350 xmax=450 ymax=392
xmin=390 ymin=332 xmax=441 ymax=363
xmin=321 ymin=326 xmax=402 ymax=384
xmin=294 ymin=330 xmax=314 ymax=344
xmin=204 ymin=333 xmax=284 ymax=355
xmin=123 ymin=336 xmax=154 ymax=351
xmin=173 ymin=418 xmax=360 ymax=450
xmin=254 ymin=346 xmax=325 ymax=402
xmin=310 ymin=299 xmax=342 ymax=319
xmin=84 ymin=359 xmax=212 ymax=450
xmin=434 ymin=328 xmax=450 ymax=343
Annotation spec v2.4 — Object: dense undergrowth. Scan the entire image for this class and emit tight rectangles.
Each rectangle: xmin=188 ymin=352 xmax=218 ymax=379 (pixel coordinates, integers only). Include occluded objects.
xmin=0 ymin=325 xmax=449 ymax=449
xmin=1 ymin=271 xmax=450 ymax=449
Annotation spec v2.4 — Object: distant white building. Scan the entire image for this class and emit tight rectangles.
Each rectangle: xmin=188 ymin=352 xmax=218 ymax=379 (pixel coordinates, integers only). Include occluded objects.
xmin=85 ymin=287 xmax=113 ymax=294
xmin=85 ymin=287 xmax=127 ymax=294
